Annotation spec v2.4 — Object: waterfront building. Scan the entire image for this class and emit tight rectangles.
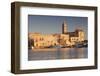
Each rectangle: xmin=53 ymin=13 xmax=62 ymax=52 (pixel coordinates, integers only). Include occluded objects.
xmin=28 ymin=21 xmax=85 ymax=48
xmin=29 ymin=33 xmax=58 ymax=48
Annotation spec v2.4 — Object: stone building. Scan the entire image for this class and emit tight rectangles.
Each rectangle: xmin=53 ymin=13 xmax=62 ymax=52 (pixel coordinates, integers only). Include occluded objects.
xmin=28 ymin=33 xmax=58 ymax=48
xmin=61 ymin=21 xmax=85 ymax=45
xmin=28 ymin=21 xmax=85 ymax=48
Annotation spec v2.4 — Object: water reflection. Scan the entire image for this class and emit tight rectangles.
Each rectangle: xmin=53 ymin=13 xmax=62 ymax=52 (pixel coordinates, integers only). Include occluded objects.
xmin=28 ymin=48 xmax=88 ymax=61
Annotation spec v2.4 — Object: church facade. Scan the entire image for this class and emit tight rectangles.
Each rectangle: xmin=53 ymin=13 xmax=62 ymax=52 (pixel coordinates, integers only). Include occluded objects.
xmin=28 ymin=21 xmax=85 ymax=48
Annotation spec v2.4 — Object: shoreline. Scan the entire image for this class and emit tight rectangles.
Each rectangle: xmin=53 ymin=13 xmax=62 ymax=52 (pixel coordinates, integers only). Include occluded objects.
xmin=29 ymin=47 xmax=87 ymax=51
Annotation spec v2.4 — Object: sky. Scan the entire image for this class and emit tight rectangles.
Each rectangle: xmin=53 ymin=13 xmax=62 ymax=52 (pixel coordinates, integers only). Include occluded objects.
xmin=28 ymin=15 xmax=88 ymax=39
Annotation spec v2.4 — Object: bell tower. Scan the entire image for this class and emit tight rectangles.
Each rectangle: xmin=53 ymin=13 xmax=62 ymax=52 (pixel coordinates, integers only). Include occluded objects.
xmin=62 ymin=21 xmax=67 ymax=34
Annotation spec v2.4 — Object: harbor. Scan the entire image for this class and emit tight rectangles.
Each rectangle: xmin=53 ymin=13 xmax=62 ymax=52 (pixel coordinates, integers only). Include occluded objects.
xmin=28 ymin=47 xmax=88 ymax=60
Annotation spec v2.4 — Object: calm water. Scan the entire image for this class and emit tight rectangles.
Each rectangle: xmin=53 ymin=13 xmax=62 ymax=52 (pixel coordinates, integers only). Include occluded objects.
xmin=28 ymin=48 xmax=88 ymax=61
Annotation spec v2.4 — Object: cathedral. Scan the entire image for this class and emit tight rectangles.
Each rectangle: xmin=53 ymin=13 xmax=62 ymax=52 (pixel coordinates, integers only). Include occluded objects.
xmin=62 ymin=21 xmax=85 ymax=44
xmin=28 ymin=21 xmax=85 ymax=48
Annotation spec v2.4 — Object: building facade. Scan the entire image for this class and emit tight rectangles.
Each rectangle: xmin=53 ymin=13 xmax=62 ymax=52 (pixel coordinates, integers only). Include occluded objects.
xmin=28 ymin=21 xmax=85 ymax=48
xmin=28 ymin=33 xmax=58 ymax=48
